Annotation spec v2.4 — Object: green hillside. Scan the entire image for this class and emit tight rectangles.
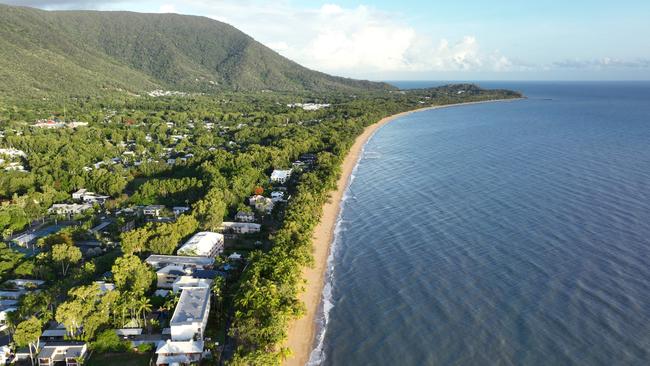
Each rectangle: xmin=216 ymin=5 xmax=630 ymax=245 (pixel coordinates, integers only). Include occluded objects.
xmin=0 ymin=4 xmax=393 ymax=98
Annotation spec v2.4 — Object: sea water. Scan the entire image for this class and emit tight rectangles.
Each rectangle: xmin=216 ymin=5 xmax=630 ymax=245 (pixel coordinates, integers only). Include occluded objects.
xmin=311 ymin=82 xmax=650 ymax=365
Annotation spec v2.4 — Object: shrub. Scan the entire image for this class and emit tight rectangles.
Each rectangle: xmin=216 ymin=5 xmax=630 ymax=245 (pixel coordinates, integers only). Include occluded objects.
xmin=92 ymin=329 xmax=129 ymax=353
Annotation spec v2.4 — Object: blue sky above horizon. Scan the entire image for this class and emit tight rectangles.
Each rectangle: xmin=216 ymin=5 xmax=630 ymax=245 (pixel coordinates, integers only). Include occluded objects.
xmin=3 ymin=0 xmax=650 ymax=81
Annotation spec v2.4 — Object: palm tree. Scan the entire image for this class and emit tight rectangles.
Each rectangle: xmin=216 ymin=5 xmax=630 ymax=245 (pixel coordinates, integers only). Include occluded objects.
xmin=137 ymin=297 xmax=152 ymax=327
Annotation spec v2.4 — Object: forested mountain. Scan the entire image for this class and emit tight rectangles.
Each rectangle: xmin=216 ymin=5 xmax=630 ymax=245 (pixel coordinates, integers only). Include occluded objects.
xmin=0 ymin=4 xmax=393 ymax=97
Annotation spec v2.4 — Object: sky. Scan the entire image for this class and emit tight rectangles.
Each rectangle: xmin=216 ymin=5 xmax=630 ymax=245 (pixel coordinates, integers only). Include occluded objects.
xmin=3 ymin=0 xmax=650 ymax=81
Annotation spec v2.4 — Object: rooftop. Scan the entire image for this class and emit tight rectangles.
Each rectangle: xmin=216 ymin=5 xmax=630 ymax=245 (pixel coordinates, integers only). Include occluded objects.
xmin=170 ymin=287 xmax=210 ymax=325
xmin=177 ymin=231 xmax=223 ymax=256
xmin=145 ymin=255 xmax=214 ymax=268
xmin=155 ymin=340 xmax=204 ymax=354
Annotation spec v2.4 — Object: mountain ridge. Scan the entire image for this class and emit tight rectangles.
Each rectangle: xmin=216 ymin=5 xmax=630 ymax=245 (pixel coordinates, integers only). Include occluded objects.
xmin=0 ymin=4 xmax=394 ymax=97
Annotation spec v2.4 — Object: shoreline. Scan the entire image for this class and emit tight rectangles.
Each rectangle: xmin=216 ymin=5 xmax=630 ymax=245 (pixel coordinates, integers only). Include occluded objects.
xmin=282 ymin=98 xmax=522 ymax=366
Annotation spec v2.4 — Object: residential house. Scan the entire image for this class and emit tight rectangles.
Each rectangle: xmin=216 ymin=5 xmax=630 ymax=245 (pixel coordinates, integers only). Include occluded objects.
xmin=155 ymin=265 xmax=190 ymax=289
xmin=270 ymin=169 xmax=292 ymax=184
xmin=94 ymin=281 xmax=116 ymax=294
xmin=249 ymin=195 xmax=274 ymax=214
xmin=0 ymin=304 xmax=17 ymax=332
xmin=145 ymin=255 xmax=214 ymax=270
xmin=271 ymin=191 xmax=285 ymax=202
xmin=89 ymin=221 xmax=111 ymax=235
xmin=37 ymin=342 xmax=87 ymax=366
xmin=0 ymin=290 xmax=27 ymax=300
xmin=0 ymin=345 xmax=10 ymax=365
xmin=177 ymin=232 xmax=224 ymax=257
xmin=4 ymin=162 xmax=26 ymax=172
xmin=114 ymin=328 xmax=143 ymax=340
xmin=41 ymin=328 xmax=68 ymax=341
xmin=81 ymin=193 xmax=110 ymax=205
xmin=235 ymin=211 xmax=256 ymax=223
xmin=0 ymin=148 xmax=26 ymax=157
xmin=228 ymin=252 xmax=243 ymax=261
xmin=3 ymin=279 xmax=45 ymax=290
xmin=173 ymin=206 xmax=190 ymax=216
xmin=155 ymin=340 xmax=204 ymax=366
xmin=48 ymin=203 xmax=93 ymax=216
xmin=71 ymin=189 xmax=88 ymax=200
xmin=142 ymin=205 xmax=165 ymax=217
xmin=219 ymin=222 xmax=261 ymax=235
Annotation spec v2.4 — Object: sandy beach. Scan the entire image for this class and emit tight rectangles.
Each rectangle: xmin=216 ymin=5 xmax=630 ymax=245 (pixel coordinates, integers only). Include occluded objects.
xmin=283 ymin=98 xmax=521 ymax=366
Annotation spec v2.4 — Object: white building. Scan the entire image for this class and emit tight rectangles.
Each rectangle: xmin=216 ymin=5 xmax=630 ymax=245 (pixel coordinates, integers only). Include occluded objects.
xmin=145 ymin=255 xmax=214 ymax=270
xmin=3 ymin=279 xmax=45 ymax=289
xmin=37 ymin=342 xmax=87 ymax=366
xmin=155 ymin=287 xmax=211 ymax=365
xmin=170 ymin=287 xmax=210 ymax=341
xmin=177 ymin=232 xmax=224 ymax=257
xmin=249 ymin=195 xmax=274 ymax=214
xmin=48 ymin=203 xmax=93 ymax=215
xmin=235 ymin=211 xmax=256 ymax=223
xmin=271 ymin=191 xmax=285 ymax=202
xmin=155 ymin=340 xmax=204 ymax=366
xmin=94 ymin=281 xmax=116 ymax=294
xmin=0 ymin=305 xmax=17 ymax=332
xmin=219 ymin=222 xmax=261 ymax=234
xmin=0 ymin=345 xmax=10 ymax=365
xmin=173 ymin=206 xmax=190 ymax=216
xmin=270 ymin=169 xmax=292 ymax=184
xmin=0 ymin=148 xmax=25 ymax=157
xmin=142 ymin=205 xmax=165 ymax=217
xmin=155 ymin=265 xmax=191 ymax=289
xmin=81 ymin=193 xmax=110 ymax=204
xmin=71 ymin=189 xmax=88 ymax=200
xmin=172 ymin=276 xmax=212 ymax=294
xmin=4 ymin=162 xmax=26 ymax=172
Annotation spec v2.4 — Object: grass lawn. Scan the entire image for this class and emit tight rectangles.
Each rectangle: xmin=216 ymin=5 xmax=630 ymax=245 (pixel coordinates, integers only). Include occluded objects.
xmin=87 ymin=352 xmax=152 ymax=366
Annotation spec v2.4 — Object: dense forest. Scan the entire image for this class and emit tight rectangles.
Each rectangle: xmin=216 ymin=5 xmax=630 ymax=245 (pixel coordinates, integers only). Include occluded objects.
xmin=0 ymin=3 xmax=393 ymax=98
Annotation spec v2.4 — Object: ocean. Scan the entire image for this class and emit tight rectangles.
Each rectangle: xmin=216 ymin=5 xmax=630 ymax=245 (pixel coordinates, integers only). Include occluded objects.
xmin=309 ymin=82 xmax=650 ymax=365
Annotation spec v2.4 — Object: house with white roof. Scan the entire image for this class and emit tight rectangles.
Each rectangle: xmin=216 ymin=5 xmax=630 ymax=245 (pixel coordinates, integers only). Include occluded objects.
xmin=3 ymin=279 xmax=45 ymax=289
xmin=235 ymin=211 xmax=256 ymax=223
xmin=49 ymin=203 xmax=93 ymax=216
xmin=270 ymin=169 xmax=292 ymax=184
xmin=142 ymin=205 xmax=165 ymax=217
xmin=219 ymin=222 xmax=261 ymax=234
xmin=155 ymin=340 xmax=204 ymax=366
xmin=94 ymin=281 xmax=116 ymax=294
xmin=177 ymin=232 xmax=224 ymax=257
xmin=171 ymin=276 xmax=212 ymax=294
xmin=37 ymin=342 xmax=87 ymax=366
xmin=173 ymin=206 xmax=190 ymax=216
xmin=170 ymin=287 xmax=210 ymax=341
xmin=71 ymin=189 xmax=88 ymax=200
xmin=0 ymin=345 xmax=10 ymax=365
xmin=0 ymin=305 xmax=17 ymax=332
xmin=145 ymin=255 xmax=214 ymax=270
xmin=0 ymin=148 xmax=26 ymax=157
xmin=156 ymin=265 xmax=191 ymax=289
xmin=271 ymin=191 xmax=285 ymax=202
xmin=249 ymin=195 xmax=274 ymax=214
xmin=81 ymin=193 xmax=110 ymax=204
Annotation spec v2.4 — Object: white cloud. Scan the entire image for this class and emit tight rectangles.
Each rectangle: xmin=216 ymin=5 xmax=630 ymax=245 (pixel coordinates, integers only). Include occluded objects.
xmin=158 ymin=4 xmax=176 ymax=13
xmin=189 ymin=2 xmax=514 ymax=76
xmin=553 ymin=57 xmax=650 ymax=69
